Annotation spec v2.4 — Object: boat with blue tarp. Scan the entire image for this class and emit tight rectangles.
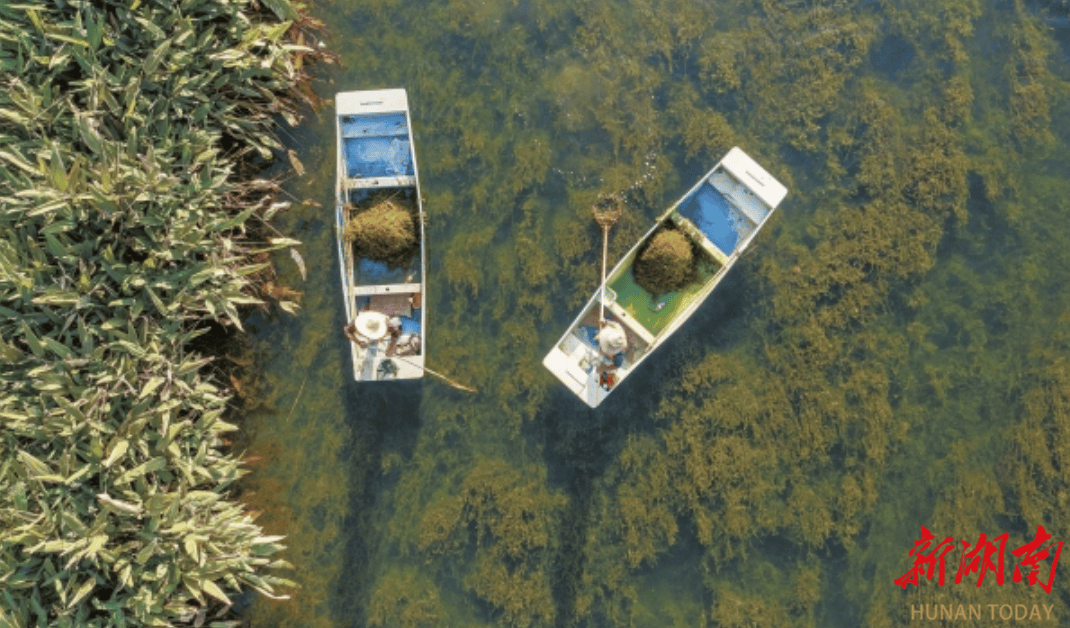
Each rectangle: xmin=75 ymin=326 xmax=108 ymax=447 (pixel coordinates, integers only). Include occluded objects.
xmin=543 ymin=147 xmax=788 ymax=407
xmin=335 ymin=89 xmax=427 ymax=381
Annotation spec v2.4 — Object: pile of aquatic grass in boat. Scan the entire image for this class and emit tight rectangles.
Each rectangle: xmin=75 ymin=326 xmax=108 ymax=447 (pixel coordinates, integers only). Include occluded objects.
xmin=345 ymin=194 xmax=419 ymax=268
xmin=0 ymin=0 xmax=332 ymax=625
xmin=633 ymin=227 xmax=698 ymax=295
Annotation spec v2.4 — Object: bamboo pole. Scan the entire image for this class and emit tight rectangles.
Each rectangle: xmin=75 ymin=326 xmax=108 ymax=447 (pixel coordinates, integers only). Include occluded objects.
xmin=600 ymin=223 xmax=609 ymax=324
xmin=592 ymin=194 xmax=622 ymax=325
xmin=395 ymin=356 xmax=477 ymax=393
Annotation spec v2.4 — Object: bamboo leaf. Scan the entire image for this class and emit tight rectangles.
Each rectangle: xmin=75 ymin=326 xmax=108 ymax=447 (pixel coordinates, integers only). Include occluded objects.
xmin=286 ymin=148 xmax=304 ymax=176
xmin=64 ymin=464 xmax=92 ymax=486
xmin=0 ymin=107 xmax=29 ymax=124
xmin=183 ymin=575 xmax=205 ymax=605
xmin=53 ymin=395 xmax=86 ymax=424
xmin=85 ymin=534 xmax=108 ymax=558
xmin=19 ymin=321 xmax=44 ymax=357
xmin=115 ymin=457 xmax=166 ymax=485
xmin=139 ymin=376 xmax=165 ymax=399
xmin=31 ymin=291 xmax=81 ymax=306
xmin=199 ymin=579 xmax=231 ymax=605
xmin=0 ymin=148 xmax=38 ymax=175
xmin=103 ymin=439 xmax=128 ymax=469
xmin=17 ymin=450 xmax=50 ymax=477
xmin=41 ymin=335 xmax=73 ymax=358
xmin=50 ymin=145 xmax=68 ymax=192
xmin=289 ymin=247 xmax=307 ymax=281
xmin=66 ymin=581 xmax=93 ymax=607
xmin=211 ymin=205 xmax=257 ymax=233
xmin=67 ymin=579 xmax=94 ymax=608
xmin=97 ymin=493 xmax=142 ymax=516
xmin=76 ymin=114 xmax=103 ymax=154
xmin=45 ymin=32 xmax=89 ymax=48
xmin=183 ymin=537 xmax=199 ymax=564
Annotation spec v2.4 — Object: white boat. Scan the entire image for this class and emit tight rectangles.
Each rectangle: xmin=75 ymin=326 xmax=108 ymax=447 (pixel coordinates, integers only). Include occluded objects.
xmin=543 ymin=147 xmax=788 ymax=407
xmin=335 ymin=89 xmax=427 ymax=381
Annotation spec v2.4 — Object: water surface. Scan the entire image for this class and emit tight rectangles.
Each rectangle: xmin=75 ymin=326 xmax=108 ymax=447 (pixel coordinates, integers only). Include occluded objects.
xmin=237 ymin=1 xmax=1070 ymax=626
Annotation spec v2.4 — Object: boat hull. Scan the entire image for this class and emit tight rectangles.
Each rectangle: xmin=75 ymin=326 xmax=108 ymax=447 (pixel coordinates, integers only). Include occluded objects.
xmin=335 ymin=89 xmax=427 ymax=381
xmin=543 ymin=147 xmax=787 ymax=407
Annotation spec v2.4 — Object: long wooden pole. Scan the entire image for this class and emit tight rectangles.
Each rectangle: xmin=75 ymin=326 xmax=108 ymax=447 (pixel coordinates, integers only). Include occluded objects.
xmin=395 ymin=356 xmax=477 ymax=393
xmin=599 ymin=224 xmax=609 ymax=324
xmin=593 ymin=194 xmax=622 ymax=325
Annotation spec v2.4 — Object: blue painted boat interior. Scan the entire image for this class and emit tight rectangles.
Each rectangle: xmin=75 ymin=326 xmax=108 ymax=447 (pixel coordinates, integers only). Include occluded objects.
xmin=341 ymin=113 xmax=413 ymax=178
xmin=344 ymin=137 xmax=413 ymax=178
xmin=340 ymin=113 xmax=407 ymax=138
xmin=355 ymin=258 xmax=421 ymax=286
xmin=676 ymin=182 xmax=756 ymax=255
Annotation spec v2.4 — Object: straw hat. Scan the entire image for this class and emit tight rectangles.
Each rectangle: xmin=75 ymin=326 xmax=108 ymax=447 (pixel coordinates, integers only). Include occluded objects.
xmin=596 ymin=321 xmax=628 ymax=355
xmin=354 ymin=311 xmax=390 ymax=340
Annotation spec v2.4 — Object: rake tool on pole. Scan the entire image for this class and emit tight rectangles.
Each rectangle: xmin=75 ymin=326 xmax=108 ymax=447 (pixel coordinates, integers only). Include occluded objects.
xmin=592 ymin=193 xmax=623 ymax=325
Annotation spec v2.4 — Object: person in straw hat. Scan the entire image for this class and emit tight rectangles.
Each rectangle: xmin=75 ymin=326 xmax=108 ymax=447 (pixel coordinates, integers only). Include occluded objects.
xmin=595 ymin=320 xmax=628 ymax=390
xmin=344 ymin=311 xmax=400 ymax=349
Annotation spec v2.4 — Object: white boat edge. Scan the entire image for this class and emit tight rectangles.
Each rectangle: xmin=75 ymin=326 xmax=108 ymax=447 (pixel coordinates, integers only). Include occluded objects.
xmin=335 ymin=88 xmax=427 ymax=381
xmin=543 ymin=147 xmax=787 ymax=407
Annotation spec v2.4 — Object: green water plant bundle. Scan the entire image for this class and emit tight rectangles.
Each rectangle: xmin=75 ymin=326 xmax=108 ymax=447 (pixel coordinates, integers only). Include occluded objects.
xmin=0 ymin=0 xmax=333 ymax=626
xmin=344 ymin=195 xmax=418 ymax=268
xmin=632 ymin=227 xmax=697 ymax=295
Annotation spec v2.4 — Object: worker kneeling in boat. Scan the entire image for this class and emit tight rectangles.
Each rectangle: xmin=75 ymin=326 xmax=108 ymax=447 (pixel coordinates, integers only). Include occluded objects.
xmin=344 ymin=311 xmax=401 ymax=350
xmin=595 ymin=320 xmax=627 ymax=391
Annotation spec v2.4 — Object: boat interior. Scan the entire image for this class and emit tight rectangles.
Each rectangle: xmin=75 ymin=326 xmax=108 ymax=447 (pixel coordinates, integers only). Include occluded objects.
xmin=673 ymin=168 xmax=769 ymax=258
xmin=339 ymin=112 xmax=413 ymax=179
xmin=339 ymin=124 xmax=425 ymax=369
xmin=590 ymin=166 xmax=774 ymax=339
xmin=546 ymin=148 xmax=785 ymax=404
xmin=343 ymin=188 xmax=424 ymax=362
xmin=344 ymin=186 xmax=423 ymax=287
xmin=559 ymin=301 xmax=651 ymax=375
xmin=352 ymin=292 xmax=423 ymax=357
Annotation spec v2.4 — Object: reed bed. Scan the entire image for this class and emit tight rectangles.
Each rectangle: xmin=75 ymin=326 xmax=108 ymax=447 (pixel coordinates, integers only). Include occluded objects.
xmin=0 ymin=0 xmax=332 ymax=625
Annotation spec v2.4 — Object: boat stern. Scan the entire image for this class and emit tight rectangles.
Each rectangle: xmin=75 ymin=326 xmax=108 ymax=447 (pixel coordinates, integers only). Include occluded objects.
xmin=543 ymin=339 xmax=604 ymax=408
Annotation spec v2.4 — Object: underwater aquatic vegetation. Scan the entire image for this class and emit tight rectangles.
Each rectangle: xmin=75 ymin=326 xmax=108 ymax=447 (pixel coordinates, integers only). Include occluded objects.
xmin=414 ymin=458 xmax=567 ymax=628
xmin=366 ymin=566 xmax=448 ymax=628
xmin=233 ymin=0 xmax=1070 ymax=626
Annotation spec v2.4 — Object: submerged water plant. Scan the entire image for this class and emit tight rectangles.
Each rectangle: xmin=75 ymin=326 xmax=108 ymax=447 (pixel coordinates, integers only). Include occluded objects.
xmin=225 ymin=0 xmax=1070 ymax=627
xmin=0 ymin=0 xmax=333 ymax=625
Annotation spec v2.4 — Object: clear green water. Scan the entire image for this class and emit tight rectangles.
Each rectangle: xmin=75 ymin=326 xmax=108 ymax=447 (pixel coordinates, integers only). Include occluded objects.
xmin=236 ymin=1 xmax=1070 ymax=627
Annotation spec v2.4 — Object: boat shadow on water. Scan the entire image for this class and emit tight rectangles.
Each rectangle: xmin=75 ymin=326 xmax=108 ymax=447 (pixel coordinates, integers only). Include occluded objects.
xmin=331 ymin=371 xmax=424 ymax=624
xmin=532 ymin=264 xmax=755 ymax=626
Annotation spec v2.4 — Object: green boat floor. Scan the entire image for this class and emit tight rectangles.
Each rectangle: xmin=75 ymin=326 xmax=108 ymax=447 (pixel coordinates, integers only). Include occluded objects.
xmin=608 ymin=262 xmax=717 ymax=336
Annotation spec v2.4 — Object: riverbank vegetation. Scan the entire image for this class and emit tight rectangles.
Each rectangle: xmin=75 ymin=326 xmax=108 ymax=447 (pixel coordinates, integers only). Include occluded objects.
xmin=0 ymin=0 xmax=331 ymax=625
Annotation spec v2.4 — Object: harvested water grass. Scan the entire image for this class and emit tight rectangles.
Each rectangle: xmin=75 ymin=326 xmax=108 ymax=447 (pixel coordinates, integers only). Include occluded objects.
xmin=633 ymin=226 xmax=698 ymax=295
xmin=345 ymin=193 xmax=419 ymax=267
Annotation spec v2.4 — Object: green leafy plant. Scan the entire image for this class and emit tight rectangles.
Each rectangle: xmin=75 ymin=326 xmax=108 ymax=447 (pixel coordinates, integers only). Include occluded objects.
xmin=0 ymin=0 xmax=333 ymax=625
